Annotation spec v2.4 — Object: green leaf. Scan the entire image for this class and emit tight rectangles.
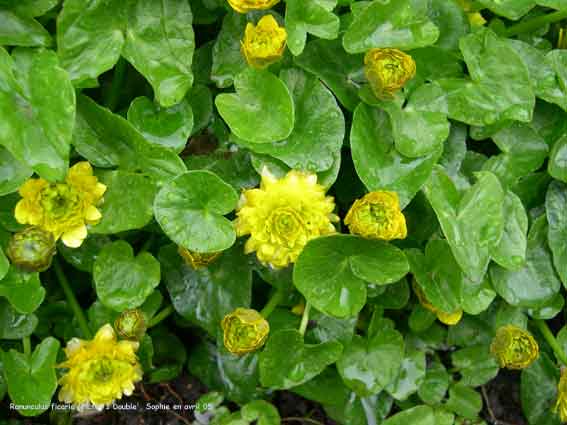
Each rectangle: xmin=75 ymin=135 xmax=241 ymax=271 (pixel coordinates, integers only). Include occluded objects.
xmin=1 ymin=0 xmax=59 ymax=17
xmin=423 ymin=167 xmax=504 ymax=282
xmin=490 ymin=215 xmax=562 ymax=308
xmin=122 ymin=0 xmax=194 ymax=107
xmin=241 ymin=400 xmax=281 ymax=425
xmin=549 ymin=134 xmax=567 ymax=182
xmin=90 ymin=170 xmax=157 ymax=234
xmin=154 ymin=170 xmax=238 ymax=252
xmin=434 ymin=29 xmax=534 ymax=126
xmin=160 ymin=242 xmax=251 ymax=336
xmin=0 ymin=47 xmax=75 ymax=181
xmin=0 ymin=299 xmax=37 ymax=339
xmin=418 ymin=361 xmax=450 ymax=405
xmin=521 ymin=353 xmax=561 ymax=425
xmin=0 ymin=267 xmax=44 ymax=314
xmin=343 ymin=0 xmax=439 ymax=54
xmin=294 ymin=234 xmax=409 ymax=318
xmin=337 ymin=330 xmax=404 ymax=397
xmin=546 ymin=181 xmax=567 ymax=285
xmin=461 ymin=276 xmax=496 ymax=315
xmin=285 ymin=0 xmax=339 ymax=56
xmin=2 ymin=337 xmax=59 ymax=417
xmin=93 ymin=240 xmax=161 ymax=312
xmin=445 ymin=383 xmax=482 ymax=419
xmin=428 ymin=0 xmax=468 ymax=52
xmin=451 ymin=345 xmax=499 ymax=387
xmin=127 ymin=96 xmax=193 ymax=152
xmin=259 ymin=329 xmax=343 ymax=389
xmin=477 ymin=0 xmax=535 ymax=20
xmin=490 ymin=191 xmax=528 ymax=270
xmin=0 ymin=146 xmax=32 ymax=196
xmin=382 ymin=405 xmax=435 ymax=425
xmin=57 ymin=0 xmax=127 ymax=85
xmin=294 ymin=38 xmax=363 ymax=111
xmin=188 ymin=84 xmax=213 ymax=135
xmin=385 ymin=348 xmax=426 ymax=400
xmin=0 ymin=9 xmax=51 ymax=47
xmin=58 ymin=234 xmax=110 ymax=273
xmin=215 ymin=69 xmax=294 ymax=144
xmin=306 ymin=308 xmax=357 ymax=346
xmin=234 ymin=68 xmax=344 ymax=172
xmin=350 ymin=103 xmax=442 ymax=208
xmin=0 ymin=248 xmax=7 ymax=281
xmin=211 ymin=11 xmax=247 ymax=88
xmin=73 ymin=94 xmax=187 ymax=181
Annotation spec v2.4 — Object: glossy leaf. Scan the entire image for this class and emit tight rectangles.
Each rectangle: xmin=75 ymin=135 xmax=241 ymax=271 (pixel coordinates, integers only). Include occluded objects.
xmin=0 ymin=146 xmax=32 ymax=197
xmin=0 ymin=299 xmax=37 ymax=339
xmin=546 ymin=181 xmax=567 ymax=285
xmin=549 ymin=134 xmax=567 ymax=182
xmin=382 ymin=405 xmax=435 ymax=425
xmin=0 ymin=9 xmax=51 ymax=47
xmin=521 ymin=353 xmax=561 ymax=425
xmin=0 ymin=267 xmax=44 ymax=314
xmin=211 ymin=11 xmax=247 ymax=88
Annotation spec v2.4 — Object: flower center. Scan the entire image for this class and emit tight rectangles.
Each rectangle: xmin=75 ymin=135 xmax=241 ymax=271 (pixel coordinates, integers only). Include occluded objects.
xmin=267 ymin=208 xmax=305 ymax=245
xmin=40 ymin=183 xmax=80 ymax=220
xmin=88 ymin=358 xmax=115 ymax=383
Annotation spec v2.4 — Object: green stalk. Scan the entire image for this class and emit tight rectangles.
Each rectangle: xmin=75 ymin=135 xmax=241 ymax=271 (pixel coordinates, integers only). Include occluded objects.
xmin=22 ymin=336 xmax=31 ymax=357
xmin=260 ymin=289 xmax=285 ymax=318
xmin=534 ymin=319 xmax=567 ymax=367
xmin=147 ymin=305 xmax=175 ymax=328
xmin=104 ymin=57 xmax=127 ymax=111
xmin=299 ymin=302 xmax=311 ymax=336
xmin=505 ymin=9 xmax=567 ymax=37
xmin=53 ymin=258 xmax=92 ymax=339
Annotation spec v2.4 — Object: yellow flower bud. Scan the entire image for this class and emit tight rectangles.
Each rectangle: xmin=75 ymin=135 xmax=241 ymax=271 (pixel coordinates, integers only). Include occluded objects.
xmin=556 ymin=369 xmax=567 ymax=422
xmin=241 ymin=15 xmax=287 ymax=70
xmin=114 ymin=309 xmax=146 ymax=341
xmin=490 ymin=325 xmax=539 ymax=370
xmin=6 ymin=226 xmax=56 ymax=272
xmin=235 ymin=168 xmax=337 ymax=269
xmin=221 ymin=308 xmax=270 ymax=355
xmin=364 ymin=48 xmax=416 ymax=98
xmin=227 ymin=0 xmax=280 ymax=13
xmin=344 ymin=191 xmax=407 ymax=241
xmin=58 ymin=324 xmax=142 ymax=409
xmin=456 ymin=0 xmax=486 ymax=27
xmin=413 ymin=280 xmax=462 ymax=326
xmin=178 ymin=246 xmax=221 ymax=269
xmin=14 ymin=161 xmax=106 ymax=248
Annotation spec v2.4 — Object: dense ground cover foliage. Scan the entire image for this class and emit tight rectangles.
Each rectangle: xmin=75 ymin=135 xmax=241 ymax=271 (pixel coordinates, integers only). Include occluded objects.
xmin=0 ymin=0 xmax=567 ymax=424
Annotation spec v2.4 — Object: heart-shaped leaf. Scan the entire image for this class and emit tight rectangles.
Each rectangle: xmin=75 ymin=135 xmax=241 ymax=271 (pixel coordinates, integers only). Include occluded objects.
xmin=2 ymin=337 xmax=59 ymax=417
xmin=294 ymin=234 xmax=409 ymax=318
xmin=259 ymin=329 xmax=343 ymax=389
xmin=154 ymin=170 xmax=238 ymax=253
xmin=0 ymin=267 xmax=45 ymax=314
xmin=127 ymin=96 xmax=193 ymax=152
xmin=93 ymin=240 xmax=161 ymax=312
xmin=215 ymin=68 xmax=294 ymax=144
xmin=337 ymin=330 xmax=404 ymax=396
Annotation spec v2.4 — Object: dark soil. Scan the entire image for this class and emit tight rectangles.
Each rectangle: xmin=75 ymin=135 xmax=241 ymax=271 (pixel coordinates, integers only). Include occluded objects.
xmin=481 ymin=369 xmax=527 ymax=425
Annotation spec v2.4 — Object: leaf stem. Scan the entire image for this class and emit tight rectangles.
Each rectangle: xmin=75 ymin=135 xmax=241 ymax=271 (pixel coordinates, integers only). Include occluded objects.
xmin=260 ymin=289 xmax=285 ymax=318
xmin=104 ymin=57 xmax=127 ymax=111
xmin=299 ymin=302 xmax=311 ymax=336
xmin=148 ymin=305 xmax=175 ymax=328
xmin=53 ymin=258 xmax=92 ymax=339
xmin=22 ymin=336 xmax=31 ymax=357
xmin=505 ymin=9 xmax=567 ymax=37
xmin=534 ymin=319 xmax=567 ymax=367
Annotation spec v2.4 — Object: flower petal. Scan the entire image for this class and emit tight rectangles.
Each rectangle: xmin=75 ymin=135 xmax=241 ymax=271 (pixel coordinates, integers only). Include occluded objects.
xmin=85 ymin=205 xmax=102 ymax=223
xmin=61 ymin=225 xmax=88 ymax=248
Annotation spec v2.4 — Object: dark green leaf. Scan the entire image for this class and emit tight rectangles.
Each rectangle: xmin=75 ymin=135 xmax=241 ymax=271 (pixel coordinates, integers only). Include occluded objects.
xmin=546 ymin=181 xmax=567 ymax=285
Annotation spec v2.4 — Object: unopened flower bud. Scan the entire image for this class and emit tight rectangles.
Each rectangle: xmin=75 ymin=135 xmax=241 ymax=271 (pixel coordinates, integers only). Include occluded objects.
xmin=490 ymin=325 xmax=539 ymax=370
xmin=178 ymin=246 xmax=220 ymax=269
xmin=114 ymin=309 xmax=146 ymax=340
xmin=364 ymin=48 xmax=416 ymax=98
xmin=6 ymin=226 xmax=56 ymax=272
xmin=221 ymin=308 xmax=269 ymax=355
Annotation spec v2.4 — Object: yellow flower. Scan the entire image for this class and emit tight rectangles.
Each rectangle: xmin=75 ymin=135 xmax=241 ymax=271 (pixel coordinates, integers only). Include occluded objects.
xmin=221 ymin=308 xmax=270 ymax=355
xmin=456 ymin=0 xmax=486 ymax=27
xmin=241 ymin=15 xmax=287 ymax=69
xmin=490 ymin=325 xmax=539 ymax=370
xmin=14 ymin=162 xmax=106 ymax=248
xmin=227 ymin=0 xmax=280 ymax=13
xmin=413 ymin=281 xmax=463 ymax=326
xmin=178 ymin=246 xmax=221 ymax=269
xmin=364 ymin=48 xmax=416 ymax=98
xmin=556 ymin=369 xmax=567 ymax=422
xmin=58 ymin=324 xmax=142 ymax=409
xmin=235 ymin=168 xmax=337 ymax=268
xmin=344 ymin=191 xmax=407 ymax=241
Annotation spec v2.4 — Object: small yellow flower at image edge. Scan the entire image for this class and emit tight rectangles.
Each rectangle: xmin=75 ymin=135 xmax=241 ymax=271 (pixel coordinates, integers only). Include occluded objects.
xmin=227 ymin=0 xmax=280 ymax=14
xmin=235 ymin=168 xmax=338 ymax=269
xmin=556 ymin=369 xmax=567 ymax=422
xmin=364 ymin=48 xmax=416 ymax=99
xmin=221 ymin=308 xmax=270 ymax=355
xmin=14 ymin=161 xmax=106 ymax=248
xmin=490 ymin=325 xmax=539 ymax=370
xmin=241 ymin=14 xmax=287 ymax=70
xmin=58 ymin=324 xmax=143 ymax=409
xmin=345 ymin=191 xmax=407 ymax=241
